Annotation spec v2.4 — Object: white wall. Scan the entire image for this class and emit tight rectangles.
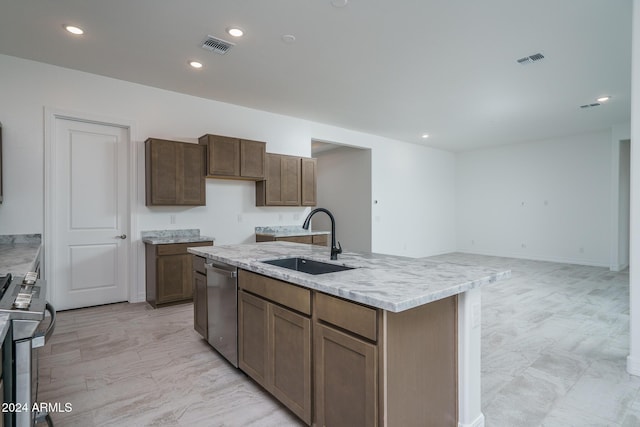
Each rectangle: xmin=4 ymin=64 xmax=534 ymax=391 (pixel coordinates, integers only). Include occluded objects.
xmin=0 ymin=53 xmax=457 ymax=299
xmin=315 ymin=146 xmax=372 ymax=253
xmin=627 ymin=0 xmax=640 ymax=377
xmin=456 ymin=130 xmax=613 ymax=266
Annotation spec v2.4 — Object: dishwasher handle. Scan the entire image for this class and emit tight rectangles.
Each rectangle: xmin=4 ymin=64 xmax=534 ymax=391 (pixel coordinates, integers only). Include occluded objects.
xmin=205 ymin=263 xmax=237 ymax=278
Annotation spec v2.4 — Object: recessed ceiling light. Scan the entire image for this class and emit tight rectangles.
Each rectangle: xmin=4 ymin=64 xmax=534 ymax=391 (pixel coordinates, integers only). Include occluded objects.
xmin=189 ymin=61 xmax=203 ymax=69
xmin=597 ymin=96 xmax=611 ymax=102
xmin=227 ymin=27 xmax=244 ymax=37
xmin=331 ymin=0 xmax=348 ymax=7
xmin=64 ymin=25 xmax=84 ymax=35
xmin=281 ymin=34 xmax=296 ymax=44
xmin=421 ymin=134 xmax=430 ymax=139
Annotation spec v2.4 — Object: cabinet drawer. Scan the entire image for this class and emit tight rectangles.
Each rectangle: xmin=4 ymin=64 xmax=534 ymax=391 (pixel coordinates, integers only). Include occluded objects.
xmin=156 ymin=241 xmax=212 ymax=256
xmin=193 ymin=255 xmax=206 ymax=274
xmin=312 ymin=234 xmax=328 ymax=246
xmin=316 ymin=292 xmax=378 ymax=342
xmin=277 ymin=235 xmax=313 ymax=244
xmin=239 ymin=270 xmax=311 ymax=316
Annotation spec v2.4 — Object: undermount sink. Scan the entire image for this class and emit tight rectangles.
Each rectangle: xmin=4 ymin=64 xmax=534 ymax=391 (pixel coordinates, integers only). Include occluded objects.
xmin=261 ymin=257 xmax=356 ymax=275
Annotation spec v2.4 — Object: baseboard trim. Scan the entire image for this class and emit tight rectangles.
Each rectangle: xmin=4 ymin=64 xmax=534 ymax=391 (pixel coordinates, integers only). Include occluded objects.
xmin=627 ymin=355 xmax=640 ymax=376
xmin=455 ymin=249 xmax=609 ymax=268
xmin=459 ymin=413 xmax=485 ymax=427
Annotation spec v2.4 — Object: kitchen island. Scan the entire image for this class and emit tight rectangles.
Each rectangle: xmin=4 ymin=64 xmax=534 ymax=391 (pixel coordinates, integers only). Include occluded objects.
xmin=189 ymin=241 xmax=510 ymax=427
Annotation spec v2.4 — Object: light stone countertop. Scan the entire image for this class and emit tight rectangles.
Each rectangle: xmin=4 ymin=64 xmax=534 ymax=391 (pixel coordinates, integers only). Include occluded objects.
xmin=188 ymin=241 xmax=511 ymax=312
xmin=141 ymin=229 xmax=215 ymax=245
xmin=0 ymin=234 xmax=42 ymax=275
xmin=255 ymin=225 xmax=330 ymax=237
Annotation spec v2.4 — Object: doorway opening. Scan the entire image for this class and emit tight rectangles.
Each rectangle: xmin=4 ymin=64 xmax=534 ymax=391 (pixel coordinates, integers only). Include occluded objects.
xmin=311 ymin=140 xmax=372 ymax=253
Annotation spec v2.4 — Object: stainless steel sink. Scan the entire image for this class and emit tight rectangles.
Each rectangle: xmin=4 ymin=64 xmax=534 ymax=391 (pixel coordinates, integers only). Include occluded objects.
xmin=261 ymin=257 xmax=355 ymax=275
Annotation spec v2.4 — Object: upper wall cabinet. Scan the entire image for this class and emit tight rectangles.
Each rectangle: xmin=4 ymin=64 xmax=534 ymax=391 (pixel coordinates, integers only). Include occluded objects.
xmin=145 ymin=138 xmax=206 ymax=206
xmin=256 ymin=153 xmax=317 ymax=207
xmin=301 ymin=157 xmax=317 ymax=206
xmin=198 ymin=134 xmax=266 ymax=180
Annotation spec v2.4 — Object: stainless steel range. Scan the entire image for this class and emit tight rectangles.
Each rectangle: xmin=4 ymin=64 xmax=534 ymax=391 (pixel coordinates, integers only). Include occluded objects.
xmin=0 ymin=273 xmax=56 ymax=427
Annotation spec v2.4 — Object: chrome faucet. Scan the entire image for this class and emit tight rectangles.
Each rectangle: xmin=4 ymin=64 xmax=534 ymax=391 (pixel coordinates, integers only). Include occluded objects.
xmin=302 ymin=208 xmax=342 ymax=260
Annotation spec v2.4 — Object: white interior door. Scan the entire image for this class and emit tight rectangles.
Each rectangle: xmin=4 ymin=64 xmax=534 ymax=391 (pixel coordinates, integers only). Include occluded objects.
xmin=50 ymin=117 xmax=129 ymax=310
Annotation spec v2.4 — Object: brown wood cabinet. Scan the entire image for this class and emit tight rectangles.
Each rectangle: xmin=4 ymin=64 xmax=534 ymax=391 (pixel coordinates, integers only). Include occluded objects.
xmin=236 ymin=269 xmax=458 ymax=426
xmin=198 ymin=134 xmax=266 ymax=180
xmin=255 ymin=154 xmax=317 ymax=206
xmin=314 ymin=292 xmax=458 ymax=427
xmin=315 ymin=323 xmax=377 ymax=427
xmin=255 ymin=233 xmax=329 ymax=247
xmin=238 ymin=270 xmax=312 ymax=424
xmin=301 ymin=157 xmax=317 ymax=206
xmin=145 ymin=241 xmax=213 ymax=308
xmin=145 ymin=138 xmax=206 ymax=206
xmin=192 ymin=255 xmax=207 ymax=338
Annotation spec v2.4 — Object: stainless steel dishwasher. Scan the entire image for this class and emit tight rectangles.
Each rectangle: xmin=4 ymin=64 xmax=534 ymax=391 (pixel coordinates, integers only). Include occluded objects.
xmin=205 ymin=260 xmax=238 ymax=367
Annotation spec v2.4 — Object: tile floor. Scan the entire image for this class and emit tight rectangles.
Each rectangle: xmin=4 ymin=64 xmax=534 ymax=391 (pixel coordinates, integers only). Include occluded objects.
xmin=37 ymin=254 xmax=638 ymax=426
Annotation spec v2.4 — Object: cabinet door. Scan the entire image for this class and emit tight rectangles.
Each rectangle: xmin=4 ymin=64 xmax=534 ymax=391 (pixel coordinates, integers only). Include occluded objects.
xmin=179 ymin=143 xmax=206 ymax=205
xmin=146 ymin=139 xmax=178 ymax=205
xmin=301 ymin=157 xmax=317 ymax=206
xmin=315 ymin=323 xmax=377 ymax=427
xmin=264 ymin=153 xmax=283 ymax=205
xmin=240 ymin=139 xmax=266 ymax=179
xmin=156 ymin=254 xmax=192 ymax=304
xmin=270 ymin=305 xmax=312 ymax=424
xmin=145 ymin=139 xmax=205 ymax=206
xmin=281 ymin=155 xmax=301 ymax=205
xmin=193 ymin=271 xmax=207 ymax=338
xmin=201 ymin=134 xmax=240 ymax=177
xmin=238 ymin=290 xmax=269 ymax=389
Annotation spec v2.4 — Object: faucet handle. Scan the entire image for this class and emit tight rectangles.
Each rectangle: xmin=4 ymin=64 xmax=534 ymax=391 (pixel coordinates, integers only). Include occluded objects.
xmin=330 ymin=242 xmax=342 ymax=260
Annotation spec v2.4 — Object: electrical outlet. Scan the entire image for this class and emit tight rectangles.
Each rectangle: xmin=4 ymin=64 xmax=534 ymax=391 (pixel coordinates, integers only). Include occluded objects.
xmin=293 ymin=213 xmax=300 ymax=221
xmin=237 ymin=214 xmax=243 ymax=223
xmin=170 ymin=215 xmax=176 ymax=224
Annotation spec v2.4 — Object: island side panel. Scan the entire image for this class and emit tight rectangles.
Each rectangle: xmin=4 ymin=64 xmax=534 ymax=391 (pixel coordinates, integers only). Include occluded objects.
xmin=383 ymin=295 xmax=458 ymax=427
xmin=458 ymin=287 xmax=484 ymax=427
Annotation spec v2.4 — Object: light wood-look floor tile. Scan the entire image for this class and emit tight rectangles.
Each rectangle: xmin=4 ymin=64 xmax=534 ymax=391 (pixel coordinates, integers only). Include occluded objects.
xmin=37 ymin=254 xmax=636 ymax=426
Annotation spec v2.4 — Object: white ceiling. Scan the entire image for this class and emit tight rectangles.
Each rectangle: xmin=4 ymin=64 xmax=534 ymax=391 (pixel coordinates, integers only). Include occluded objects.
xmin=0 ymin=0 xmax=632 ymax=152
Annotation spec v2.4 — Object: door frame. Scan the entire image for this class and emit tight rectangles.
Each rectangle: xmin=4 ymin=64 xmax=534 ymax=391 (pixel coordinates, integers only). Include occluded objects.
xmin=44 ymin=107 xmax=139 ymax=306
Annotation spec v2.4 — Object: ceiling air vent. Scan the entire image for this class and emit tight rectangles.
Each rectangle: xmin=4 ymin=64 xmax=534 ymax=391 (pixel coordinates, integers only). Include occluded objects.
xmin=517 ymin=53 xmax=545 ymax=65
xmin=201 ymin=35 xmax=234 ymax=55
xmin=580 ymin=103 xmax=601 ymax=109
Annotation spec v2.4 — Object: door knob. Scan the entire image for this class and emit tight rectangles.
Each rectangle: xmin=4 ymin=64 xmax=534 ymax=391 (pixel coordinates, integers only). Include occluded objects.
xmin=117 ymin=234 xmax=127 ymax=239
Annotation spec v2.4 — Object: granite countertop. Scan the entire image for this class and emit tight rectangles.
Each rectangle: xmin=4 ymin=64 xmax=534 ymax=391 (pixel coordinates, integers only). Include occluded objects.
xmin=255 ymin=225 xmax=331 ymax=237
xmin=141 ymin=229 xmax=215 ymax=245
xmin=0 ymin=234 xmax=42 ymax=275
xmin=188 ymin=242 xmax=511 ymax=313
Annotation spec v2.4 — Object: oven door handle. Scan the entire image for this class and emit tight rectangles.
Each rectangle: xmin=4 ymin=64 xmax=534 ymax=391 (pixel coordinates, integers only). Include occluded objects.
xmin=32 ymin=301 xmax=56 ymax=349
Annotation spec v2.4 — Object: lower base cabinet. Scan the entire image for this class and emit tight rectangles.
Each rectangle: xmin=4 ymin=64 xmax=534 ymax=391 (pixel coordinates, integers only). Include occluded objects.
xmin=145 ymin=241 xmax=212 ymax=308
xmin=237 ymin=269 xmax=458 ymax=427
xmin=314 ymin=323 xmax=377 ymax=427
xmin=238 ymin=271 xmax=312 ymax=424
xmin=255 ymin=234 xmax=329 ymax=246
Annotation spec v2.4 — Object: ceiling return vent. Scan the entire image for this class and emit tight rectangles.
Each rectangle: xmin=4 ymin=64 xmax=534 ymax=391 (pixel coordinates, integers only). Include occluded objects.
xmin=201 ymin=35 xmax=234 ymax=55
xmin=517 ymin=52 xmax=545 ymax=65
